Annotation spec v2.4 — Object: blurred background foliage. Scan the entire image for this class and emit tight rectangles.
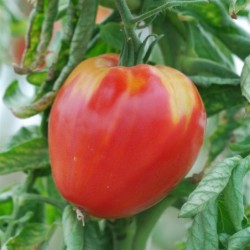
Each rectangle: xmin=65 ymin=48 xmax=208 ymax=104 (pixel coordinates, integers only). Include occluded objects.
xmin=1 ymin=0 xmax=250 ymax=249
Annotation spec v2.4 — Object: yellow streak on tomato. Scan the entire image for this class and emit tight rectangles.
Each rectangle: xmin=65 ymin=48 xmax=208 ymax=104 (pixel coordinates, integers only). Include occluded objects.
xmin=62 ymin=55 xmax=118 ymax=101
xmin=156 ymin=65 xmax=198 ymax=124
xmin=125 ymin=70 xmax=146 ymax=95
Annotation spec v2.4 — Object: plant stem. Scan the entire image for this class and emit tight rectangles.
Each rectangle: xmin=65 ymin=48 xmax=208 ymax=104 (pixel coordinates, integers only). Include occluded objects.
xmin=132 ymin=196 xmax=177 ymax=250
xmin=21 ymin=193 xmax=65 ymax=210
xmin=115 ymin=0 xmax=141 ymax=66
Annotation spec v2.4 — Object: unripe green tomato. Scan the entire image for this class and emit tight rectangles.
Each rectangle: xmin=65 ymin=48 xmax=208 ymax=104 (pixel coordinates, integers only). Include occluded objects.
xmin=49 ymin=54 xmax=206 ymax=219
xmin=100 ymin=0 xmax=141 ymax=11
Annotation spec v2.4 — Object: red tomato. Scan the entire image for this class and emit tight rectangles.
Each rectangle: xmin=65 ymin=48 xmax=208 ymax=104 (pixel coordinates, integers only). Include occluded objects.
xmin=49 ymin=54 xmax=206 ymax=219
xmin=11 ymin=36 xmax=26 ymax=65
xmin=96 ymin=6 xmax=113 ymax=24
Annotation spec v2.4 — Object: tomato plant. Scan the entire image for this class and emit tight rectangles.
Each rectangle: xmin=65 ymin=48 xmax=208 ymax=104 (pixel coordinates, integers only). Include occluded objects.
xmin=2 ymin=0 xmax=250 ymax=249
xmin=49 ymin=53 xmax=206 ymax=218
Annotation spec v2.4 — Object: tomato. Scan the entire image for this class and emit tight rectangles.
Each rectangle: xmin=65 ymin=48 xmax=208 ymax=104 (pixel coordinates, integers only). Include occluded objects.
xmin=96 ymin=6 xmax=113 ymax=24
xmin=11 ymin=36 xmax=26 ymax=65
xmin=49 ymin=54 xmax=206 ymax=219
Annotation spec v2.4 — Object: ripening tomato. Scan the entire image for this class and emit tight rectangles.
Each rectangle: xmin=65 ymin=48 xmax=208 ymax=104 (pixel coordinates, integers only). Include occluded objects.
xmin=49 ymin=54 xmax=206 ymax=219
xmin=11 ymin=36 xmax=26 ymax=65
xmin=96 ymin=6 xmax=113 ymax=24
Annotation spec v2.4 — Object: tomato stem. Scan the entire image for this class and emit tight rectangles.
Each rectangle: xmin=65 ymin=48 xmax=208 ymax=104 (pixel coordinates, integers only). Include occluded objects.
xmin=115 ymin=0 xmax=142 ymax=66
xmin=133 ymin=196 xmax=177 ymax=250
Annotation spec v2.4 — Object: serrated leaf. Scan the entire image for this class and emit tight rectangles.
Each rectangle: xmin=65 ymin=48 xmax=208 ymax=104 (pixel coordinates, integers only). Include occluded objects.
xmin=178 ymin=0 xmax=250 ymax=60
xmin=230 ymin=135 xmax=250 ymax=154
xmin=26 ymin=71 xmax=47 ymax=86
xmin=185 ymin=199 xmax=219 ymax=250
xmin=62 ymin=205 xmax=84 ymax=250
xmin=228 ymin=227 xmax=250 ymax=250
xmin=3 ymin=80 xmax=56 ymax=118
xmin=223 ymin=156 xmax=250 ymax=231
xmin=4 ymin=223 xmax=55 ymax=250
xmin=100 ymin=23 xmax=123 ymax=50
xmin=241 ymin=55 xmax=250 ymax=103
xmin=198 ymin=84 xmax=245 ymax=117
xmin=0 ymin=138 xmax=49 ymax=175
xmin=4 ymin=126 xmax=41 ymax=150
xmin=179 ymin=156 xmax=241 ymax=218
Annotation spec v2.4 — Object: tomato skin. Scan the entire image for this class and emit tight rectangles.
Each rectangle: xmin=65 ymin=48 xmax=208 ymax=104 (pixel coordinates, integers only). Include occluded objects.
xmin=49 ymin=54 xmax=206 ymax=219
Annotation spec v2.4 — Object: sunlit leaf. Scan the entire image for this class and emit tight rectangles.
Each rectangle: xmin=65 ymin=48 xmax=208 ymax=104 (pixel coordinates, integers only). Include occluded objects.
xmin=241 ymin=55 xmax=250 ymax=103
xmin=228 ymin=227 xmax=250 ymax=250
xmin=4 ymin=125 xmax=41 ymax=150
xmin=179 ymin=156 xmax=241 ymax=218
xmin=223 ymin=156 xmax=250 ymax=231
xmin=0 ymin=138 xmax=49 ymax=175
xmin=3 ymin=80 xmax=56 ymax=118
xmin=185 ymin=199 xmax=219 ymax=250
xmin=4 ymin=223 xmax=55 ymax=250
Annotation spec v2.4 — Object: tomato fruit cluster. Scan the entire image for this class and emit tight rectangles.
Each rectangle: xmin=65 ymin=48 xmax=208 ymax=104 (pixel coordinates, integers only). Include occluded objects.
xmin=49 ymin=54 xmax=206 ymax=219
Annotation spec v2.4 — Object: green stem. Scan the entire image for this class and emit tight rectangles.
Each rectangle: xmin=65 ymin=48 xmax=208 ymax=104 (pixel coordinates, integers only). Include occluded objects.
xmin=132 ymin=196 xmax=177 ymax=250
xmin=21 ymin=193 xmax=65 ymax=210
xmin=115 ymin=0 xmax=141 ymax=66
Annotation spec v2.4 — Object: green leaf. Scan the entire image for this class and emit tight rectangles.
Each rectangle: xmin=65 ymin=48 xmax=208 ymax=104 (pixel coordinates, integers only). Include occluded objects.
xmin=142 ymin=0 xmax=208 ymax=11
xmin=4 ymin=125 xmax=41 ymax=150
xmin=26 ymin=71 xmax=48 ymax=86
xmin=198 ymin=84 xmax=246 ymax=117
xmin=217 ymin=198 xmax=237 ymax=235
xmin=180 ymin=57 xmax=238 ymax=78
xmin=230 ymin=135 xmax=250 ymax=154
xmin=228 ymin=227 xmax=250 ymax=250
xmin=223 ymin=156 xmax=250 ymax=231
xmin=185 ymin=199 xmax=219 ymax=250
xmin=179 ymin=156 xmax=241 ymax=218
xmin=190 ymin=76 xmax=240 ymax=87
xmin=171 ymin=178 xmax=197 ymax=198
xmin=186 ymin=23 xmax=234 ymax=69
xmin=152 ymin=13 xmax=186 ymax=67
xmin=229 ymin=0 xmax=249 ymax=17
xmin=241 ymin=55 xmax=250 ymax=103
xmin=22 ymin=0 xmax=46 ymax=68
xmin=4 ymin=223 xmax=55 ymax=250
xmin=3 ymin=80 xmax=56 ymax=118
xmin=100 ymin=23 xmax=123 ymax=50
xmin=0 ymin=138 xmax=49 ymax=175
xmin=178 ymin=0 xmax=250 ymax=60
xmin=62 ymin=205 xmax=84 ymax=250
xmin=84 ymin=220 xmax=102 ymax=250
xmin=206 ymin=109 xmax=240 ymax=165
